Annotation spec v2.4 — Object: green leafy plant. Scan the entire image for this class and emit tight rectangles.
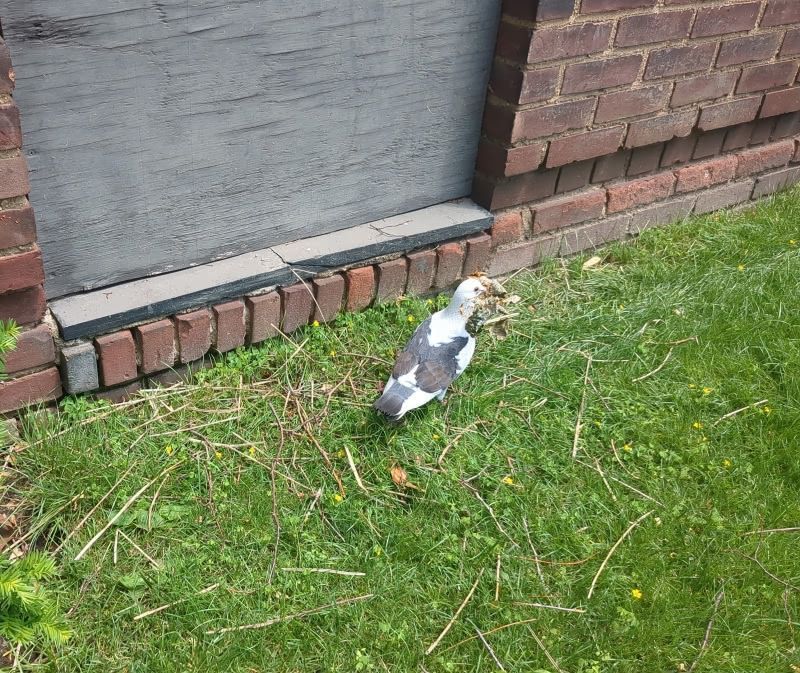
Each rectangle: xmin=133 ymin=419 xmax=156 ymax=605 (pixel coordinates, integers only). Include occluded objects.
xmin=0 ymin=551 xmax=70 ymax=647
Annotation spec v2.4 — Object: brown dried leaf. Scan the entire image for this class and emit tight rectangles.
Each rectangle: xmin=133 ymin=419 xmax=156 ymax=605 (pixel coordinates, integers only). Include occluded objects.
xmin=390 ymin=464 xmax=408 ymax=487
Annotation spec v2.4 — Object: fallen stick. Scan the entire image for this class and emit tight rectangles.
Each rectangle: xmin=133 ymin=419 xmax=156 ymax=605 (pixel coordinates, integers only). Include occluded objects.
xmin=572 ymin=356 xmax=592 ymax=458
xmin=712 ymin=399 xmax=768 ymax=426
xmin=439 ymin=618 xmax=540 ymax=654
xmin=117 ymin=530 xmax=160 ymax=569
xmin=527 ymin=626 xmax=566 ymax=673
xmin=205 ymin=593 xmax=374 ymax=635
xmin=743 ymin=526 xmax=800 ymax=535
xmin=281 ymin=567 xmax=365 ymax=577
xmin=687 ymin=587 xmax=725 ymax=673
xmin=134 ymin=583 xmax=220 ymax=621
xmin=344 ymin=445 xmax=369 ymax=494
xmin=74 ymin=460 xmax=185 ymax=562
xmin=513 ymin=602 xmax=585 ymax=614
xmin=425 ymin=568 xmax=485 ymax=655
xmin=468 ymin=619 xmax=506 ymax=671
xmin=632 ymin=348 xmax=673 ymax=383
xmin=437 ymin=420 xmax=485 ymax=467
xmin=587 ymin=510 xmax=653 ymax=599
xmin=522 ymin=516 xmax=547 ymax=590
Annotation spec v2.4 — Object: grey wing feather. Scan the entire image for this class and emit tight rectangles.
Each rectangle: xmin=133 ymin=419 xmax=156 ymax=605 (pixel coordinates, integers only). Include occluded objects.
xmin=393 ymin=317 xmax=468 ymax=393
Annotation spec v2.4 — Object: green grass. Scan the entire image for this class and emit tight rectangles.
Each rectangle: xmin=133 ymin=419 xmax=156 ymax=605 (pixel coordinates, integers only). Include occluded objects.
xmin=7 ymin=188 xmax=800 ymax=672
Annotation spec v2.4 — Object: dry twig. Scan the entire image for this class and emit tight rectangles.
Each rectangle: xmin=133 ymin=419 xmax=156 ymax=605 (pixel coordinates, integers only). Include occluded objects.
xmin=572 ymin=356 xmax=592 ymax=458
xmin=743 ymin=526 xmax=800 ymax=535
xmin=527 ymin=626 xmax=566 ymax=673
xmin=712 ymin=399 xmax=768 ymax=426
xmin=134 ymin=583 xmax=219 ymax=621
xmin=513 ymin=602 xmax=585 ymax=614
xmin=687 ymin=587 xmax=725 ymax=673
xmin=437 ymin=420 xmax=485 ymax=467
xmin=587 ymin=510 xmax=653 ymax=599
xmin=425 ymin=568 xmax=485 ymax=655
xmin=632 ymin=348 xmax=673 ymax=383
xmin=467 ymin=619 xmax=506 ymax=671
xmin=281 ymin=567 xmax=365 ymax=577
xmin=522 ymin=516 xmax=547 ymax=590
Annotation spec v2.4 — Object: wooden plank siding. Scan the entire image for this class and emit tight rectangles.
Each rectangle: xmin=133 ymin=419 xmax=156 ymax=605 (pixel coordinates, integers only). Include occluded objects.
xmin=4 ymin=1 xmax=500 ymax=297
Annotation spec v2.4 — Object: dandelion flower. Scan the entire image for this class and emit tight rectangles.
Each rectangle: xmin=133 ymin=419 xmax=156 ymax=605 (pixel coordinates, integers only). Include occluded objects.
xmin=502 ymin=476 xmax=514 ymax=485
xmin=692 ymin=421 xmax=703 ymax=430
xmin=333 ymin=493 xmax=344 ymax=503
xmin=722 ymin=459 xmax=732 ymax=468
xmin=737 ymin=264 xmax=745 ymax=272
xmin=329 ymin=350 xmax=336 ymax=357
xmin=790 ymin=239 xmax=797 ymax=246
xmin=214 ymin=450 xmax=223 ymax=459
xmin=623 ymin=442 xmax=633 ymax=453
xmin=336 ymin=449 xmax=346 ymax=458
xmin=312 ymin=320 xmax=320 ymax=328
xmin=762 ymin=406 xmax=772 ymax=415
xmin=249 ymin=446 xmax=256 ymax=457
xmin=165 ymin=445 xmax=174 ymax=456
xmin=432 ymin=433 xmax=440 ymax=441
xmin=631 ymin=588 xmax=643 ymax=600
xmin=407 ymin=315 xmax=416 ymax=323
xmin=702 ymin=387 xmax=713 ymax=395
xmin=688 ymin=383 xmax=696 ymax=389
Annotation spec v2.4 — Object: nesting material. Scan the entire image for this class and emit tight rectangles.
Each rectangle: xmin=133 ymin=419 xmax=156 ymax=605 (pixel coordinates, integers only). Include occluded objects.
xmin=468 ymin=274 xmax=520 ymax=339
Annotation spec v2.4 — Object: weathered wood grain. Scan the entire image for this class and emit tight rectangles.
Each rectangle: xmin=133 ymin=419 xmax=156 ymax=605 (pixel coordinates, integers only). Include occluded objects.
xmin=5 ymin=0 xmax=500 ymax=298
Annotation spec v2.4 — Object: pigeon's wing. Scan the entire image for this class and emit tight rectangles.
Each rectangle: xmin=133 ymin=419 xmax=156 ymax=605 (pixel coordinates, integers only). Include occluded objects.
xmin=414 ymin=335 xmax=470 ymax=393
xmin=390 ymin=318 xmax=432 ymax=378
xmin=391 ymin=350 xmax=418 ymax=379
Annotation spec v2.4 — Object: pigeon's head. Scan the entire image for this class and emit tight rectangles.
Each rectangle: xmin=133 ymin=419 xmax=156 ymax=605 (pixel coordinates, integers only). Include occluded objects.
xmin=449 ymin=277 xmax=488 ymax=317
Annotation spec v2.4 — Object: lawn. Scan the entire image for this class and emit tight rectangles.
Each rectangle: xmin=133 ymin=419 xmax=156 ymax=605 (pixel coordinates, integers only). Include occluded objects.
xmin=6 ymin=188 xmax=800 ymax=672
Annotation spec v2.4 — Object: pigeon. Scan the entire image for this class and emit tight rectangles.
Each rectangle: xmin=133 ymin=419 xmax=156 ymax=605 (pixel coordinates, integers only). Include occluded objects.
xmin=373 ymin=277 xmax=501 ymax=421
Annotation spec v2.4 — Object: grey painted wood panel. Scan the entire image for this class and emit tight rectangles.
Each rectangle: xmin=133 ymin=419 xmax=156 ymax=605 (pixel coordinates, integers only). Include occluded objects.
xmin=4 ymin=0 xmax=500 ymax=298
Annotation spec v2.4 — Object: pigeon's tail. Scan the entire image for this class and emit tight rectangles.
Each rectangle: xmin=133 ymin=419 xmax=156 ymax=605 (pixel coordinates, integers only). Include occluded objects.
xmin=373 ymin=382 xmax=413 ymax=422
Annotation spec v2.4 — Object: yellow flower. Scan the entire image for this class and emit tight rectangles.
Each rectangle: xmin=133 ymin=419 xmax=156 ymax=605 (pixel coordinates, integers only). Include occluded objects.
xmin=336 ymin=449 xmax=346 ymax=458
xmin=623 ymin=442 xmax=633 ymax=453
xmin=737 ymin=264 xmax=745 ymax=272
xmin=619 ymin=304 xmax=625 ymax=310
xmin=790 ymin=239 xmax=797 ymax=246
xmin=333 ymin=493 xmax=344 ymax=503
xmin=631 ymin=588 xmax=643 ymax=600
xmin=432 ymin=433 xmax=440 ymax=441
xmin=329 ymin=350 xmax=336 ymax=357
xmin=692 ymin=421 xmax=703 ymax=430
xmin=722 ymin=459 xmax=732 ymax=468
xmin=426 ymin=299 xmax=434 ymax=306
xmin=688 ymin=383 xmax=696 ymax=389
xmin=249 ymin=446 xmax=256 ymax=456
xmin=702 ymin=387 xmax=713 ymax=395
xmin=407 ymin=315 xmax=416 ymax=323
xmin=214 ymin=450 xmax=222 ymax=459
xmin=165 ymin=445 xmax=174 ymax=456
xmin=762 ymin=406 xmax=772 ymax=415
xmin=312 ymin=320 xmax=320 ymax=328
xmin=502 ymin=476 xmax=514 ymax=485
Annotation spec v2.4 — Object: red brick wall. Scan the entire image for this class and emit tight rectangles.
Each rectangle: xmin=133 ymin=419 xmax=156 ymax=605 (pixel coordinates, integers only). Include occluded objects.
xmin=0 ymin=36 xmax=61 ymax=413
xmin=476 ymin=0 xmax=800 ymax=208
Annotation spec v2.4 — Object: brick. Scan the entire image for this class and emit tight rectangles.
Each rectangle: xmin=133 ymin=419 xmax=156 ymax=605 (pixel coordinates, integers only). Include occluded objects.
xmin=60 ymin=342 xmax=99 ymax=394
xmin=761 ymin=87 xmax=800 ymax=118
xmin=529 ymin=23 xmax=612 ymax=63
xmin=557 ymin=160 xmax=594 ymax=193
xmin=694 ymin=180 xmax=755 ymax=213
xmin=559 ymin=215 xmax=630 ymax=256
xmin=0 ymin=248 xmax=44 ymax=293
xmin=761 ymin=0 xmax=800 ymax=28
xmin=96 ymin=381 xmax=142 ymax=404
xmin=717 ymin=34 xmax=782 ymax=67
xmin=628 ymin=144 xmax=665 ymax=175
xmin=738 ymin=61 xmax=799 ymax=94
xmin=247 ymin=292 xmax=281 ymax=343
xmin=472 ymin=170 xmax=558 ymax=210
xmin=661 ymin=135 xmax=698 ymax=167
xmin=0 ymin=367 xmax=61 ymax=413
xmin=406 ymin=250 xmax=437 ymax=295
xmin=593 ymin=151 xmax=630 ymax=182
xmin=345 ymin=266 xmax=375 ymax=311
xmin=476 ymin=140 xmax=546 ymax=177
xmin=95 ymin=331 xmax=137 ymax=386
xmin=487 ymin=236 xmax=560 ymax=276
xmin=502 ymin=0 xmax=574 ymax=21
xmin=692 ymin=129 xmax=726 ymax=159
xmin=615 ymin=10 xmax=693 ymax=47
xmin=607 ymin=173 xmax=676 ymax=213
xmin=0 ymin=204 xmax=36 ymax=249
xmin=736 ymin=140 xmax=795 ymax=177
xmin=312 ymin=275 xmax=344 ymax=322
xmin=596 ymin=85 xmax=671 ymax=124
xmin=782 ymin=29 xmax=800 ymax=57
xmin=0 ymin=42 xmax=14 ymax=94
xmin=691 ymin=2 xmax=760 ymax=38
xmin=280 ymin=283 xmax=313 ymax=333
xmin=375 ymin=258 xmax=408 ymax=303
xmin=626 ymin=111 xmax=696 ymax=148
xmin=175 ymin=309 xmax=212 ymax=362
xmin=463 ymin=234 xmax=492 ymax=276
xmin=491 ymin=211 xmax=524 ymax=247
xmin=752 ymin=165 xmax=800 ymax=198
xmin=494 ymin=23 xmax=534 ymax=63
xmin=724 ymin=122 xmax=755 ymax=151
xmin=489 ymin=62 xmax=559 ymax=106
xmin=699 ymin=96 xmax=762 ymax=131
xmin=511 ymin=99 xmax=596 ymax=142
xmin=134 ymin=319 xmax=176 ymax=374
xmin=435 ymin=243 xmax=464 ymax=289
xmin=671 ymin=72 xmax=738 ymax=107
xmin=627 ymin=195 xmax=697 ymax=234
xmin=582 ymin=0 xmax=656 ymax=12
xmin=148 ymin=359 xmax=211 ymax=387
xmin=0 ymin=286 xmax=45 ymax=325
xmin=675 ymin=156 xmax=737 ymax=193
xmin=750 ymin=117 xmax=776 ymax=145
xmin=546 ymin=127 xmax=625 ymax=168
xmin=645 ymin=44 xmax=717 ymax=79
xmin=212 ymin=300 xmax=246 ymax=353
xmin=772 ymin=112 xmax=800 ymax=139
xmin=5 ymin=324 xmax=55 ymax=375
xmin=482 ymin=104 xmax=517 ymax=143
xmin=0 ymin=156 xmax=30 ymax=200
xmin=561 ymin=55 xmax=642 ymax=95
xmin=0 ymin=104 xmax=21 ymax=150
xmin=533 ymin=188 xmax=606 ymax=233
